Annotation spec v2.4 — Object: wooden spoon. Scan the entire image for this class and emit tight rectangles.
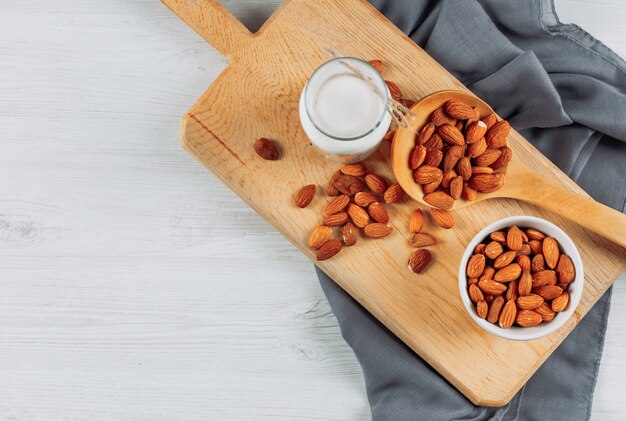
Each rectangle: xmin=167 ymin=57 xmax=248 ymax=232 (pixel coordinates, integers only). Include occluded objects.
xmin=391 ymin=90 xmax=626 ymax=249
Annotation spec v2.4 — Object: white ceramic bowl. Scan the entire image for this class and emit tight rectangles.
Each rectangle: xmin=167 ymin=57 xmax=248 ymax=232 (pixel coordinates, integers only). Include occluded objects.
xmin=458 ymin=216 xmax=584 ymax=341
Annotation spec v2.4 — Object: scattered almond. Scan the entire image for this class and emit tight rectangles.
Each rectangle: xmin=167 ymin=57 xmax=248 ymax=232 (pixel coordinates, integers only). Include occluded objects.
xmin=408 ymin=249 xmax=432 ymax=273
xmin=364 ymin=223 xmax=393 ymax=239
xmin=316 ymin=239 xmax=342 ymax=261
xmin=410 ymin=233 xmax=436 ymax=248
xmin=295 ymin=184 xmax=316 ymax=208
xmin=309 ymin=226 xmax=332 ymax=250
xmin=254 ymin=137 xmax=280 ymax=160
xmin=430 ymin=208 xmax=455 ymax=229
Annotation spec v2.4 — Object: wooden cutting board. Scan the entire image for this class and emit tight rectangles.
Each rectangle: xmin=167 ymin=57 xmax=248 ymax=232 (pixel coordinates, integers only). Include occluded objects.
xmin=162 ymin=0 xmax=626 ymax=406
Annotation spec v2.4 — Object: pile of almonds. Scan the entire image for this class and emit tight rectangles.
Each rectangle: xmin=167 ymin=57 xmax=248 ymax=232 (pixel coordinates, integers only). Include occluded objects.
xmin=466 ymin=226 xmax=575 ymax=328
xmin=408 ymin=99 xmax=512 ymax=209
xmin=295 ymin=162 xmax=406 ymax=261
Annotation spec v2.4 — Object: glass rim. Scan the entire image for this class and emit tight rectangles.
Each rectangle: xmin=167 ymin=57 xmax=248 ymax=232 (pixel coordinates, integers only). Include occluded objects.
xmin=303 ymin=57 xmax=389 ymax=141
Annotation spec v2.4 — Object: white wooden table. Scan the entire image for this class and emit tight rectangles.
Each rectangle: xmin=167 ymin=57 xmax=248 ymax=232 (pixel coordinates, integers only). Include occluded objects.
xmin=0 ymin=1 xmax=624 ymax=419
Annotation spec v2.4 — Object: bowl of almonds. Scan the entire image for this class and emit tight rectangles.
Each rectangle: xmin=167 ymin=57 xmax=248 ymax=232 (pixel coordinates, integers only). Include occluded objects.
xmin=458 ymin=216 xmax=584 ymax=341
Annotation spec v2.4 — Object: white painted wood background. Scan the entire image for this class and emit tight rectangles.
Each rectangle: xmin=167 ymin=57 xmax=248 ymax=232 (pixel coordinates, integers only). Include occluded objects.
xmin=0 ymin=0 xmax=624 ymax=419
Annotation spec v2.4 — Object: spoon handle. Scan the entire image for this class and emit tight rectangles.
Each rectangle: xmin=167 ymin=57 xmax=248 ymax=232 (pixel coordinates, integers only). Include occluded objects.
xmin=511 ymin=173 xmax=626 ymax=249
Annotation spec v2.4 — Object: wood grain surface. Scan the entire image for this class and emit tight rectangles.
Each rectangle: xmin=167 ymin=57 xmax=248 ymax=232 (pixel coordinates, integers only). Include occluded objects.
xmin=166 ymin=0 xmax=626 ymax=406
xmin=0 ymin=0 xmax=624 ymax=419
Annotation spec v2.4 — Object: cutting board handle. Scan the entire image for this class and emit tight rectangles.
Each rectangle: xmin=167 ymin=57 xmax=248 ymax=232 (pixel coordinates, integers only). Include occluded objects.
xmin=161 ymin=0 xmax=252 ymax=58
xmin=511 ymin=172 xmax=626 ymax=249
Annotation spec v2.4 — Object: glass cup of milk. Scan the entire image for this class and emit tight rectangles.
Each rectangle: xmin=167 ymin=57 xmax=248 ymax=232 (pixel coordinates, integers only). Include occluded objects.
xmin=299 ymin=57 xmax=392 ymax=163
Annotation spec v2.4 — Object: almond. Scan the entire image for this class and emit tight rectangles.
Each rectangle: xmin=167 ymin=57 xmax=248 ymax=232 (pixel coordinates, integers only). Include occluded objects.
xmin=485 ymin=295 xmax=494 ymax=304
xmin=334 ymin=174 xmax=364 ymax=196
xmin=499 ymin=299 xmax=517 ymax=328
xmin=471 ymin=165 xmax=493 ymax=175
xmin=368 ymin=202 xmax=389 ymax=223
xmin=368 ymin=59 xmax=383 ymax=73
xmin=382 ymin=129 xmax=395 ymax=142
xmin=556 ymin=254 xmax=575 ymax=283
xmin=479 ymin=266 xmax=495 ymax=282
xmin=438 ymin=124 xmax=465 ymax=146
xmin=536 ymin=302 xmax=556 ymax=322
xmin=476 ymin=300 xmax=488 ymax=319
xmin=326 ymin=170 xmax=341 ymax=196
xmin=506 ymin=226 xmax=523 ymax=251
xmin=481 ymin=113 xmax=497 ymax=130
xmin=413 ymin=166 xmax=443 ymax=184
xmin=385 ymin=80 xmax=402 ymax=101
xmin=416 ymin=122 xmax=435 ymax=145
xmin=430 ymin=208 xmax=455 ymax=229
xmin=493 ymin=251 xmax=517 ymax=269
xmin=528 ymin=240 xmax=543 ymax=255
xmin=309 ymin=226 xmax=332 ymax=249
xmin=517 ymin=244 xmax=531 ymax=256
xmin=365 ymin=174 xmax=388 ymax=194
xmin=490 ymin=231 xmax=506 ymax=242
xmin=486 ymin=120 xmax=510 ymax=149
xmin=516 ymin=294 xmax=544 ymax=310
xmin=467 ymin=254 xmax=486 ymax=278
xmin=468 ymin=173 xmax=504 ymax=193
xmin=383 ymin=183 xmax=405 ymax=203
xmin=347 ymin=203 xmax=370 ymax=228
xmin=494 ymin=263 xmax=521 ymax=282
xmin=518 ymin=271 xmax=532 ymax=296
xmin=324 ymin=194 xmax=350 ymax=216
xmin=516 ymin=255 xmax=531 ymax=273
xmin=295 ymin=184 xmax=316 ymax=208
xmin=526 ymin=229 xmax=546 ymax=241
xmin=409 ymin=145 xmax=427 ymax=169
xmin=469 ymin=284 xmax=484 ymax=303
xmin=354 ymin=191 xmax=380 ymax=207
xmin=422 ymin=178 xmax=441 ymax=195
xmin=445 ymin=99 xmax=475 ymax=120
xmin=364 ymin=223 xmax=393 ymax=239
xmin=465 ymin=121 xmax=488 ymax=144
xmin=532 ymin=254 xmax=546 ymax=272
xmin=551 ymin=291 xmax=570 ymax=312
xmin=490 ymin=146 xmax=512 ymax=170
xmin=401 ymin=98 xmax=417 ymax=109
xmin=323 ymin=211 xmax=348 ymax=226
xmin=456 ymin=120 xmax=465 ymax=131
xmin=462 ymin=184 xmax=477 ymax=201
xmin=316 ymin=239 xmax=342 ymax=261
xmin=409 ymin=209 xmax=425 ymax=233
xmin=468 ymin=137 xmax=488 ymax=158
xmin=424 ymin=133 xmax=443 ymax=151
xmin=410 ymin=233 xmax=436 ymax=248
xmin=474 ymin=149 xmax=502 ymax=166
xmin=478 ymin=280 xmax=507 ymax=295
xmin=543 ymin=237 xmax=560 ymax=269
xmin=516 ymin=309 xmax=542 ymax=327
xmin=408 ymin=249 xmax=432 ymax=273
xmin=431 ymin=107 xmax=457 ymax=126
xmin=443 ymin=145 xmax=464 ymax=171
xmin=254 ymin=137 xmax=280 ymax=160
xmin=485 ymin=241 xmax=504 ymax=259
xmin=341 ymin=163 xmax=367 ymax=177
xmin=474 ymin=243 xmax=487 ymax=255
xmin=456 ymin=157 xmax=472 ymax=181
xmin=487 ymin=296 xmax=505 ymax=323
xmin=450 ymin=176 xmax=463 ymax=200
xmin=506 ymin=279 xmax=519 ymax=301
xmin=341 ymin=222 xmax=357 ymax=246
xmin=532 ymin=270 xmax=556 ymax=287
xmin=468 ymin=277 xmax=479 ymax=285
xmin=533 ymin=285 xmax=563 ymax=301
xmin=423 ymin=149 xmax=443 ymax=167
xmin=424 ymin=191 xmax=455 ymax=210
xmin=441 ymin=169 xmax=457 ymax=189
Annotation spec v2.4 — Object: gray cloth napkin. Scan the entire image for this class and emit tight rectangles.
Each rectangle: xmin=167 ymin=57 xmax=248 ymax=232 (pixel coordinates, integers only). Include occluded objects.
xmin=316 ymin=0 xmax=626 ymax=419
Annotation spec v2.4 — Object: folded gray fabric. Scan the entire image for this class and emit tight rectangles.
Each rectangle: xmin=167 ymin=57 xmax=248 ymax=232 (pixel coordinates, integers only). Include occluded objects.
xmin=316 ymin=0 xmax=626 ymax=419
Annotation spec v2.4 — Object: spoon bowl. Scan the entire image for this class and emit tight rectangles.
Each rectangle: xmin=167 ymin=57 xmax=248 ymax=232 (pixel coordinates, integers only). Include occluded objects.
xmin=391 ymin=90 xmax=626 ymax=249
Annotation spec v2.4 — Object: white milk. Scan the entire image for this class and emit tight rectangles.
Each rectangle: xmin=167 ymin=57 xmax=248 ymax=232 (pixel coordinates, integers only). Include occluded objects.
xmin=311 ymin=73 xmax=385 ymax=139
xmin=299 ymin=57 xmax=391 ymax=163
